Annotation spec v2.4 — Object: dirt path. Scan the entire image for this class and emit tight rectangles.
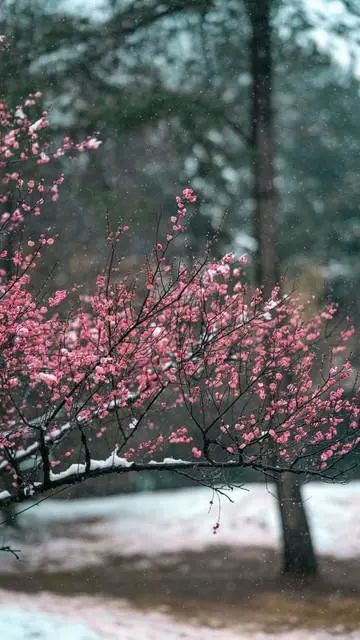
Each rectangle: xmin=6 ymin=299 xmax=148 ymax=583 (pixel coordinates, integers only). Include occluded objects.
xmin=1 ymin=484 xmax=359 ymax=636
xmin=1 ymin=546 xmax=359 ymax=634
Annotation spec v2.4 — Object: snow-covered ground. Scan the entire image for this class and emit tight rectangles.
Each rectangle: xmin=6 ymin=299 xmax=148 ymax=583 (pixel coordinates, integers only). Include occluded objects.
xmin=0 ymin=591 xmax=358 ymax=640
xmin=2 ymin=481 xmax=359 ymax=572
xmin=1 ymin=482 xmax=359 ymax=639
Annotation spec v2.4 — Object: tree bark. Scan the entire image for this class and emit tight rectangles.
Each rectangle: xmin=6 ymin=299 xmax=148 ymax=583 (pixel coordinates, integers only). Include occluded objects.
xmin=246 ymin=0 xmax=279 ymax=296
xmin=245 ymin=0 xmax=317 ymax=577
xmin=277 ymin=473 xmax=317 ymax=577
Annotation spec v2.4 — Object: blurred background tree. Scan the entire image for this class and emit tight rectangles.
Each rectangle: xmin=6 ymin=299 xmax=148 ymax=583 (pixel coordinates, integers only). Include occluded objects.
xmin=1 ymin=0 xmax=359 ymax=317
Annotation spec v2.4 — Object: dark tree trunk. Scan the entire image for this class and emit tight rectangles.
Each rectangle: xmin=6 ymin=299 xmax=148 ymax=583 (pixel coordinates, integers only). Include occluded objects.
xmin=277 ymin=473 xmax=317 ymax=577
xmin=246 ymin=0 xmax=278 ymax=296
xmin=245 ymin=0 xmax=317 ymax=578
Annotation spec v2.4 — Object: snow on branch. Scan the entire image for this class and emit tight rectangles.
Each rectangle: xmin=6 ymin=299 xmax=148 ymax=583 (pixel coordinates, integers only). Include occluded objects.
xmin=0 ymin=94 xmax=359 ymax=508
xmin=0 ymin=453 xmax=345 ymax=508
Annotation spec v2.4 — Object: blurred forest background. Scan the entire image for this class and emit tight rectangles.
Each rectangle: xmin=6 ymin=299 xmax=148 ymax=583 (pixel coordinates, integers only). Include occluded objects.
xmin=1 ymin=0 xmax=359 ymax=494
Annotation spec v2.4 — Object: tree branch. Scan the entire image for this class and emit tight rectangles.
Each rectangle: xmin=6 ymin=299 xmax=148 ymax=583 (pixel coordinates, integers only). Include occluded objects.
xmin=0 ymin=452 xmax=347 ymax=509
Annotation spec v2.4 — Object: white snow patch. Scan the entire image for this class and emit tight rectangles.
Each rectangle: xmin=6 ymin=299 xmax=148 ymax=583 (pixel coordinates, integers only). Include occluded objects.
xmin=0 ymin=483 xmax=359 ymax=638
xmin=49 ymin=451 xmax=133 ymax=481
xmin=0 ymin=591 xmax=358 ymax=640
xmin=0 ymin=603 xmax=102 ymax=640
xmin=1 ymin=482 xmax=358 ymax=573
xmin=128 ymin=416 xmax=138 ymax=429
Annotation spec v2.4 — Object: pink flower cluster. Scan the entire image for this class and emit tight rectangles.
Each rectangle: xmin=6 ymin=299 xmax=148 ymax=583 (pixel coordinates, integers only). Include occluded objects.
xmin=0 ymin=94 xmax=358 ymax=500
xmin=0 ymin=94 xmax=100 ymax=229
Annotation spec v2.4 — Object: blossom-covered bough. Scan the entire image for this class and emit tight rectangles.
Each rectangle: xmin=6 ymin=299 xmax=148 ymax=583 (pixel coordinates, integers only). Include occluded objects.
xmin=0 ymin=94 xmax=359 ymax=510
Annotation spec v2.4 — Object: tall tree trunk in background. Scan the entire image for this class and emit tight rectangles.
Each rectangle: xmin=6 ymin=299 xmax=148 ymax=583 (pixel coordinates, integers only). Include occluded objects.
xmin=246 ymin=0 xmax=278 ymax=294
xmin=245 ymin=0 xmax=317 ymax=577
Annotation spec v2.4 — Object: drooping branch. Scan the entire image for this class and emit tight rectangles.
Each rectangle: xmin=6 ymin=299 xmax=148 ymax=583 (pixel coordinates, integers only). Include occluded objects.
xmin=0 ymin=450 xmax=353 ymax=509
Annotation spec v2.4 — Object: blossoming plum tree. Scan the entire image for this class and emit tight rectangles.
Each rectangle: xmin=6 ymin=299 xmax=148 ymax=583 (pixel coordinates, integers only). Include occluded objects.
xmin=0 ymin=93 xmax=359 ymax=508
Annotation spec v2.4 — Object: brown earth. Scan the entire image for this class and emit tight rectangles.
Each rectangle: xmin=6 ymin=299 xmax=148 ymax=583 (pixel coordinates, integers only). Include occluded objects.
xmin=0 ymin=542 xmax=359 ymax=634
